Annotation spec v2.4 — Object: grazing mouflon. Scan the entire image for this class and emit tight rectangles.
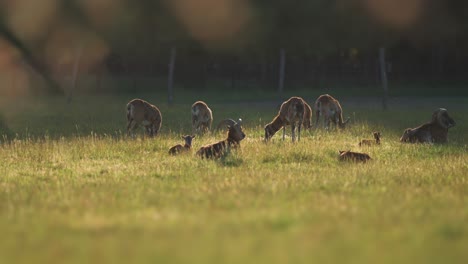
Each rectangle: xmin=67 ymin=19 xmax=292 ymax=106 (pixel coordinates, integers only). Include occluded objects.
xmin=264 ymin=96 xmax=305 ymax=142
xmin=400 ymin=108 xmax=456 ymax=144
xmin=359 ymin=132 xmax=381 ymax=146
xmin=191 ymin=101 xmax=213 ymax=135
xmin=339 ymin=150 xmax=371 ymax=162
xmin=168 ymin=135 xmax=196 ymax=155
xmin=197 ymin=119 xmax=245 ymax=159
xmin=126 ymin=98 xmax=162 ymax=137
xmin=314 ymin=94 xmax=349 ymax=129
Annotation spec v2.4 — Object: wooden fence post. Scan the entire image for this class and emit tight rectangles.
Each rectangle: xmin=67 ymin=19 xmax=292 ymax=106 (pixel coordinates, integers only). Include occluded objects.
xmin=379 ymin=47 xmax=388 ymax=110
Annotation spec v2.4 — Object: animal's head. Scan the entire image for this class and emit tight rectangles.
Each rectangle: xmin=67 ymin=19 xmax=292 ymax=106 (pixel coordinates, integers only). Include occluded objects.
xmin=373 ymin=131 xmax=381 ymax=141
xmin=264 ymin=123 xmax=275 ymax=141
xmin=400 ymin=128 xmax=412 ymax=142
xmin=432 ymin=108 xmax=456 ymax=129
xmin=339 ymin=117 xmax=351 ymax=129
xmin=227 ymin=118 xmax=245 ymax=142
xmin=338 ymin=150 xmax=351 ymax=159
xmin=182 ymin=135 xmax=195 ymax=146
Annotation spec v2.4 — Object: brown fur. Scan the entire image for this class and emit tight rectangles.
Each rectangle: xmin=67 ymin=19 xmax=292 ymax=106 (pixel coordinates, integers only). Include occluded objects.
xmin=339 ymin=150 xmax=371 ymax=162
xmin=314 ymin=94 xmax=349 ymax=129
xmin=191 ymin=101 xmax=213 ymax=135
xmin=169 ymin=135 xmax=195 ymax=155
xmin=301 ymin=98 xmax=313 ymax=129
xmin=197 ymin=119 xmax=245 ymax=159
xmin=400 ymin=108 xmax=456 ymax=144
xmin=126 ymin=98 xmax=162 ymax=137
xmin=359 ymin=131 xmax=381 ymax=146
xmin=264 ymin=97 xmax=305 ymax=142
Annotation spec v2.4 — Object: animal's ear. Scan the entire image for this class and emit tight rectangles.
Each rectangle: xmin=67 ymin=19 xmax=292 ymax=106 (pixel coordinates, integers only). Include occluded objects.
xmin=192 ymin=135 xmax=196 ymax=138
xmin=339 ymin=150 xmax=345 ymax=154
xmin=237 ymin=118 xmax=243 ymax=125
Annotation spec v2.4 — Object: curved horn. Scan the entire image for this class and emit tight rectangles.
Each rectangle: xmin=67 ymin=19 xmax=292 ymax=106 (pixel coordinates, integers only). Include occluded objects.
xmin=216 ymin=118 xmax=237 ymax=131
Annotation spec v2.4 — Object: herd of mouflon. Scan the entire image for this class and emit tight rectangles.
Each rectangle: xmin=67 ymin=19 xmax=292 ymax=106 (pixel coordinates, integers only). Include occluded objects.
xmin=126 ymin=94 xmax=456 ymax=162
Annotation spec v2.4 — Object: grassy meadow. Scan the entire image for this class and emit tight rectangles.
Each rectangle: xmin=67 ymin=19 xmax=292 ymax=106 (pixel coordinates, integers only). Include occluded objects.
xmin=0 ymin=93 xmax=467 ymax=264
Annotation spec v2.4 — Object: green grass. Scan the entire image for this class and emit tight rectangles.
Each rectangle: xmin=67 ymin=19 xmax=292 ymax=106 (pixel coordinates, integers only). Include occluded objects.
xmin=0 ymin=94 xmax=467 ymax=264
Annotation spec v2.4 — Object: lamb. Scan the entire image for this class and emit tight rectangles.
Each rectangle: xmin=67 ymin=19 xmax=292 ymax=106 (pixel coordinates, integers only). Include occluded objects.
xmin=126 ymin=98 xmax=162 ymax=137
xmin=191 ymin=101 xmax=213 ymax=135
xmin=314 ymin=94 xmax=349 ymax=129
xmin=339 ymin=150 xmax=371 ymax=162
xmin=400 ymin=108 xmax=456 ymax=144
xmin=168 ymin=135 xmax=195 ymax=155
xmin=264 ymin=96 xmax=305 ymax=142
xmin=197 ymin=119 xmax=245 ymax=159
xmin=359 ymin=131 xmax=381 ymax=146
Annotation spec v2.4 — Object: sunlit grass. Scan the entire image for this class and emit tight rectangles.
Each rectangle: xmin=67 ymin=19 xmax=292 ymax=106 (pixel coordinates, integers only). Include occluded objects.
xmin=0 ymin=95 xmax=467 ymax=263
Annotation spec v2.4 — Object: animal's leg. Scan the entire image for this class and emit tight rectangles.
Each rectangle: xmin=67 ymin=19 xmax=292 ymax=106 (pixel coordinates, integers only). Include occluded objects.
xmin=315 ymin=110 xmax=320 ymax=128
xmin=145 ymin=125 xmax=152 ymax=137
xmin=420 ymin=131 xmax=433 ymax=144
xmin=126 ymin=122 xmax=131 ymax=136
xmin=153 ymin=122 xmax=161 ymax=137
xmin=201 ymin=124 xmax=206 ymax=134
xmin=204 ymin=122 xmax=210 ymax=134
xmin=208 ymin=120 xmax=212 ymax=132
xmin=127 ymin=121 xmax=138 ymax=137
xmin=126 ymin=118 xmax=133 ymax=134
xmin=282 ymin=126 xmax=286 ymax=141
xmin=298 ymin=123 xmax=301 ymax=142
xmin=291 ymin=123 xmax=296 ymax=142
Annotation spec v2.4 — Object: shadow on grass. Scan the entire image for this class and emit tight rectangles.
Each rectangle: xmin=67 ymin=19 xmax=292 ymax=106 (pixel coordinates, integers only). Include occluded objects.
xmin=217 ymin=151 xmax=244 ymax=167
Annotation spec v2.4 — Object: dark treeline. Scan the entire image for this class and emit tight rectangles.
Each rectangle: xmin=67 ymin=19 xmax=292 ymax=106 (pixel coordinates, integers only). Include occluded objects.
xmin=1 ymin=0 xmax=468 ymax=93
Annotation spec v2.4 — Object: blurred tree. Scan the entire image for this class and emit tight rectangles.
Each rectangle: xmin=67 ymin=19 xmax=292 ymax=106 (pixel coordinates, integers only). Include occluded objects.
xmin=1 ymin=0 xmax=468 ymax=96
xmin=0 ymin=21 xmax=63 ymax=94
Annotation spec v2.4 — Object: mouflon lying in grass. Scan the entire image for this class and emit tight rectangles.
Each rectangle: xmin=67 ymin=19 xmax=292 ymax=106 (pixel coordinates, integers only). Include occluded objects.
xmin=359 ymin=131 xmax=381 ymax=146
xmin=197 ymin=119 xmax=245 ymax=159
xmin=400 ymin=108 xmax=456 ymax=144
xmin=339 ymin=150 xmax=371 ymax=162
xmin=169 ymin=135 xmax=195 ymax=155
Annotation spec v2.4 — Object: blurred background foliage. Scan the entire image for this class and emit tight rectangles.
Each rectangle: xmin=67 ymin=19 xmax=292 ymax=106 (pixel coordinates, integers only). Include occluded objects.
xmin=0 ymin=0 xmax=467 ymax=97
